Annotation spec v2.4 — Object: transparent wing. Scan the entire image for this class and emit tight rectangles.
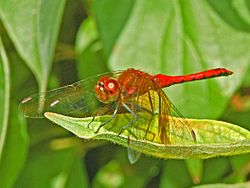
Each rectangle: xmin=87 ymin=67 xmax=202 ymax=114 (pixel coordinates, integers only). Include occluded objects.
xmin=121 ymin=88 xmax=196 ymax=145
xmin=158 ymin=89 xmax=196 ymax=144
xmin=127 ymin=148 xmax=141 ymax=164
xmin=116 ymin=74 xmax=159 ymax=144
xmin=19 ymin=72 xmax=121 ymax=118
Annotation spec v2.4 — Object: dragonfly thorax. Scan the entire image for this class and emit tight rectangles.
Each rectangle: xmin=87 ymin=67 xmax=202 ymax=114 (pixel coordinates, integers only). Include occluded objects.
xmin=95 ymin=76 xmax=120 ymax=104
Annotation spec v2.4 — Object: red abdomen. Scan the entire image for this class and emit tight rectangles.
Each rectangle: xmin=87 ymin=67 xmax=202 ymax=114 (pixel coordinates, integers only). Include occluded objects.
xmin=154 ymin=68 xmax=233 ymax=88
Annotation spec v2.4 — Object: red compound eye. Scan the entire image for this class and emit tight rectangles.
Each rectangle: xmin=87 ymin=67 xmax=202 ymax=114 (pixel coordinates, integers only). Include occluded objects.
xmin=105 ymin=79 xmax=119 ymax=93
xmin=95 ymin=76 xmax=120 ymax=103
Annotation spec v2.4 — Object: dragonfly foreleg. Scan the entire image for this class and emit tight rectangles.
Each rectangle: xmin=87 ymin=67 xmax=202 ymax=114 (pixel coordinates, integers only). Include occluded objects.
xmin=87 ymin=111 xmax=99 ymax=129
xmin=118 ymin=102 xmax=138 ymax=135
xmin=94 ymin=104 xmax=119 ymax=133
xmin=87 ymin=103 xmax=116 ymax=128
xmin=121 ymin=105 xmax=156 ymax=142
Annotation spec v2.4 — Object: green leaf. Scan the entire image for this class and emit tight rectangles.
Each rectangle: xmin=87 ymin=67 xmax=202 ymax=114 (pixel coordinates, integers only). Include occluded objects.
xmin=202 ymin=158 xmax=230 ymax=183
xmin=0 ymin=106 xmax=29 ymax=188
xmin=225 ymin=154 xmax=250 ymax=182
xmin=65 ymin=155 xmax=89 ymax=188
xmin=0 ymin=34 xmax=10 ymax=161
xmin=185 ymin=159 xmax=203 ymax=184
xmin=93 ymin=160 xmax=125 ymax=188
xmin=0 ymin=38 xmax=29 ymax=188
xmin=95 ymin=0 xmax=250 ymax=118
xmin=75 ymin=17 xmax=109 ymax=79
xmin=207 ymin=0 xmax=250 ymax=32
xmin=44 ymin=112 xmax=250 ymax=159
xmin=75 ymin=17 xmax=99 ymax=54
xmin=91 ymin=153 xmax=160 ymax=188
xmin=0 ymin=0 xmax=66 ymax=92
xmin=242 ymin=65 xmax=250 ymax=87
xmin=160 ymin=161 xmax=192 ymax=188
xmin=15 ymin=146 xmax=89 ymax=188
xmin=93 ymin=0 xmax=134 ymax=57
xmin=191 ymin=182 xmax=250 ymax=188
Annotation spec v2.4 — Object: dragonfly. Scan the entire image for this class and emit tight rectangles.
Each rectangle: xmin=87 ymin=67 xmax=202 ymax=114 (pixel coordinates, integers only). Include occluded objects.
xmin=20 ymin=68 xmax=233 ymax=162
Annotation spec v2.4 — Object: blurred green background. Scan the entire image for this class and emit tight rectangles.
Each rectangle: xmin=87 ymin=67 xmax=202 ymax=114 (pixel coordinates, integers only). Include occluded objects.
xmin=0 ymin=0 xmax=250 ymax=187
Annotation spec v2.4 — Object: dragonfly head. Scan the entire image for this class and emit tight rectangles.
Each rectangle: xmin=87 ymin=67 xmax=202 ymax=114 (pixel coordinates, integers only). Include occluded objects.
xmin=95 ymin=76 xmax=120 ymax=104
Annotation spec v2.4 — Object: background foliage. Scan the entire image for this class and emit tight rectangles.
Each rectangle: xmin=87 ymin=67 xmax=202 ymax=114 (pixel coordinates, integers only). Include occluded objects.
xmin=0 ymin=0 xmax=250 ymax=187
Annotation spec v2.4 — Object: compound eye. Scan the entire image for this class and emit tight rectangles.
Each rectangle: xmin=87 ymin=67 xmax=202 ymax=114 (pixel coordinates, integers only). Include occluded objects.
xmin=98 ymin=82 xmax=104 ymax=87
xmin=105 ymin=80 xmax=118 ymax=94
xmin=95 ymin=76 xmax=120 ymax=103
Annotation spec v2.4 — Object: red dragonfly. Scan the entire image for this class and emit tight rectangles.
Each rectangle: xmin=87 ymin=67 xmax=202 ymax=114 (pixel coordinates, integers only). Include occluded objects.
xmin=20 ymin=68 xmax=233 ymax=146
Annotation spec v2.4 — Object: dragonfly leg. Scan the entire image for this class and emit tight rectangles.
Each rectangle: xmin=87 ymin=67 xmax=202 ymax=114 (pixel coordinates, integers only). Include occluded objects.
xmin=94 ymin=104 xmax=119 ymax=133
xmin=118 ymin=102 xmax=138 ymax=135
xmin=87 ymin=111 xmax=98 ymax=128
xmin=87 ymin=103 xmax=116 ymax=128
xmin=126 ymin=128 xmax=139 ymax=141
xmin=130 ymin=103 xmax=156 ymax=141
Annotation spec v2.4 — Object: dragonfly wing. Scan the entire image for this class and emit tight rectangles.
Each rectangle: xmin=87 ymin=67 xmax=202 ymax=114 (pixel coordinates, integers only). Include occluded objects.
xmin=132 ymin=89 xmax=172 ymax=144
xmin=20 ymin=72 xmax=122 ymax=118
xmin=158 ymin=90 xmax=171 ymax=144
xmin=158 ymin=90 xmax=196 ymax=144
xmin=127 ymin=148 xmax=141 ymax=164
xmin=118 ymin=91 xmax=157 ymax=144
xmin=127 ymin=88 xmax=196 ymax=145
